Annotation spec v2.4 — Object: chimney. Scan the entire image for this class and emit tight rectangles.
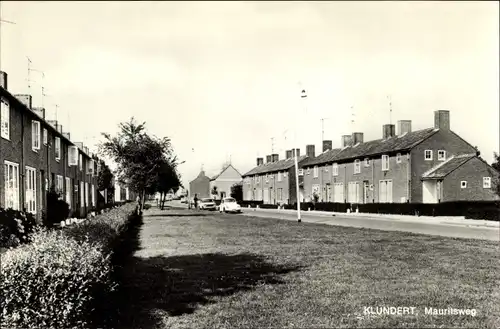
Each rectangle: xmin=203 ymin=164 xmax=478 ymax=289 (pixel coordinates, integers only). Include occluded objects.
xmin=383 ymin=124 xmax=396 ymax=139
xmin=306 ymin=144 xmax=315 ymax=158
xmin=292 ymin=148 xmax=300 ymax=157
xmin=434 ymin=110 xmax=450 ymax=130
xmin=322 ymin=140 xmax=332 ymax=152
xmin=257 ymin=157 xmax=264 ymax=166
xmin=397 ymin=120 xmax=412 ymax=135
xmin=0 ymin=71 xmax=7 ymax=90
xmin=266 ymin=155 xmax=272 ymax=163
xmin=48 ymin=120 xmax=58 ymax=129
xmin=14 ymin=94 xmax=32 ymax=109
xmin=341 ymin=135 xmax=352 ymax=147
xmin=57 ymin=124 xmax=63 ymax=134
xmin=286 ymin=150 xmax=293 ymax=159
xmin=84 ymin=146 xmax=89 ymax=154
xmin=63 ymin=132 xmax=71 ymax=140
xmin=75 ymin=142 xmax=84 ymax=149
xmin=33 ymin=107 xmax=46 ymax=119
xmin=351 ymin=132 xmax=364 ymax=145
xmin=272 ymin=153 xmax=279 ymax=162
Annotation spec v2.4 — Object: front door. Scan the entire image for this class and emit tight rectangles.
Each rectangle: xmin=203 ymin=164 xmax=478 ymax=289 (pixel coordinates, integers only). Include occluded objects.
xmin=269 ymin=187 xmax=273 ymax=204
xmin=363 ymin=181 xmax=369 ymax=204
xmin=326 ymin=184 xmax=331 ymax=202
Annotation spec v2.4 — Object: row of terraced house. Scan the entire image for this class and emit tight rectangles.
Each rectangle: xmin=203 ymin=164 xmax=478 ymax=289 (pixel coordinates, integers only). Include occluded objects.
xmin=0 ymin=71 xmax=134 ymax=222
xmin=242 ymin=109 xmax=499 ymax=205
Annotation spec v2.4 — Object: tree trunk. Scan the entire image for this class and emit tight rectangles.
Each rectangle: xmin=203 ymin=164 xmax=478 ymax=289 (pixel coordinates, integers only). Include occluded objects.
xmin=139 ymin=189 xmax=146 ymax=214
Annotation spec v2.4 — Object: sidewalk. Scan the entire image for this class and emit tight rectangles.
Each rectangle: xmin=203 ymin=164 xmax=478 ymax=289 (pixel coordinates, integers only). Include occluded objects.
xmin=243 ymin=206 xmax=499 ymax=229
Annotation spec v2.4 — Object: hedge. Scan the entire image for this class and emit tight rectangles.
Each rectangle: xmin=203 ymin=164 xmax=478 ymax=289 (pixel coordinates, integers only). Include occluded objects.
xmin=0 ymin=202 xmax=141 ymax=329
xmin=0 ymin=209 xmax=38 ymax=249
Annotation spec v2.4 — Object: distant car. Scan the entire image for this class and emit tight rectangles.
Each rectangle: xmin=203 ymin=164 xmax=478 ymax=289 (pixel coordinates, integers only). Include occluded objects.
xmin=199 ymin=198 xmax=217 ymax=210
xmin=180 ymin=196 xmax=187 ymax=203
xmin=219 ymin=197 xmax=242 ymax=213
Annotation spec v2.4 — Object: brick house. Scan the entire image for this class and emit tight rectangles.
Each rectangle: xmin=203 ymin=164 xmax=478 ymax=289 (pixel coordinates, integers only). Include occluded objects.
xmin=300 ymin=110 xmax=499 ymax=204
xmin=209 ymin=164 xmax=242 ymax=199
xmin=242 ymin=150 xmax=308 ymax=205
xmin=0 ymin=71 xmax=112 ymax=221
xmin=189 ymin=170 xmax=211 ymax=199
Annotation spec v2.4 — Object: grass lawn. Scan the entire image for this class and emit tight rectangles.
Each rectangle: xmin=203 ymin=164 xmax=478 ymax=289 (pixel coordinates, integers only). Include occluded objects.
xmin=117 ymin=207 xmax=500 ymax=329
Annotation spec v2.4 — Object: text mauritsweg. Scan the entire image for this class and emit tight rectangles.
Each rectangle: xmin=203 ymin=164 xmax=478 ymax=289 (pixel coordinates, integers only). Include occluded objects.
xmin=364 ymin=307 xmax=477 ymax=317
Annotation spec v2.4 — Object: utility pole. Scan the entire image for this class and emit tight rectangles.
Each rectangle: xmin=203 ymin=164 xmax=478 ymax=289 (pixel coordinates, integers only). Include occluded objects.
xmin=387 ymin=95 xmax=393 ymax=125
xmin=294 ymin=83 xmax=307 ymax=223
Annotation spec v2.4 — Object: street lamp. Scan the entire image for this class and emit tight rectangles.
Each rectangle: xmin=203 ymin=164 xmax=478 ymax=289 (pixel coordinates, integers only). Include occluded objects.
xmin=294 ymin=85 xmax=307 ymax=223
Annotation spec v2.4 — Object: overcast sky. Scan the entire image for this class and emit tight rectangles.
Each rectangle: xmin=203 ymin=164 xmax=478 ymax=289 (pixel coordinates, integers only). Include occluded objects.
xmin=1 ymin=1 xmax=498 ymax=185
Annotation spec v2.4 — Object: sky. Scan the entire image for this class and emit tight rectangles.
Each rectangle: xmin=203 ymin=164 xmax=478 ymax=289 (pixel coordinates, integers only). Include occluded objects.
xmin=1 ymin=1 xmax=498 ymax=186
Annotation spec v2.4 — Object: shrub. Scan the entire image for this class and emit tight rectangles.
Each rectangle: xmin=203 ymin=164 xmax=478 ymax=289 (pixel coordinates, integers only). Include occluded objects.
xmin=260 ymin=204 xmax=279 ymax=209
xmin=45 ymin=188 xmax=70 ymax=226
xmin=0 ymin=228 xmax=115 ymax=329
xmin=0 ymin=208 xmax=38 ymax=249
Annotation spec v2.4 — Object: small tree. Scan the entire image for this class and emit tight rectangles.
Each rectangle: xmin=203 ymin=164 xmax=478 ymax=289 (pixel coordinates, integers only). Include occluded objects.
xmin=230 ymin=182 xmax=243 ymax=202
xmin=156 ymin=160 xmax=181 ymax=210
xmin=97 ymin=159 xmax=114 ymax=205
xmin=492 ymin=152 xmax=500 ymax=197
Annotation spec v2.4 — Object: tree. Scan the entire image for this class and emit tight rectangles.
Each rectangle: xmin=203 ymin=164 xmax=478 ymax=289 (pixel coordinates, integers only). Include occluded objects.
xmin=230 ymin=182 xmax=243 ymax=201
xmin=156 ymin=160 xmax=181 ymax=210
xmin=492 ymin=152 xmax=500 ymax=197
xmin=211 ymin=186 xmax=219 ymax=198
xmin=100 ymin=117 xmax=178 ymax=212
xmin=97 ymin=159 xmax=114 ymax=204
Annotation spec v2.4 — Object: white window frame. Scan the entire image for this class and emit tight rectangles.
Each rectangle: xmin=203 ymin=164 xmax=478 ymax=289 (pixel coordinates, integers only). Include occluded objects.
xmin=56 ymin=175 xmax=64 ymax=196
xmin=85 ymin=182 xmax=89 ymax=207
xmin=55 ymin=137 xmax=61 ymax=161
xmin=332 ymin=163 xmax=339 ymax=176
xmin=396 ymin=153 xmax=402 ymax=164
xmin=66 ymin=177 xmax=72 ymax=208
xmin=91 ymin=184 xmax=95 ymax=207
xmin=1 ymin=97 xmax=10 ymax=140
xmin=31 ymin=120 xmax=41 ymax=151
xmin=354 ymin=159 xmax=361 ymax=174
xmin=277 ymin=171 xmax=282 ymax=182
xmin=25 ymin=166 xmax=37 ymax=214
xmin=438 ymin=150 xmax=446 ymax=161
xmin=379 ymin=179 xmax=393 ymax=203
xmin=298 ymin=168 xmax=304 ymax=176
xmin=68 ymin=146 xmax=78 ymax=166
xmin=4 ymin=161 xmax=20 ymax=210
xmin=79 ymin=153 xmax=83 ymax=171
xmin=313 ymin=166 xmax=319 ymax=178
xmin=43 ymin=128 xmax=48 ymax=145
xmin=461 ymin=181 xmax=467 ymax=189
xmin=381 ymin=155 xmax=389 ymax=171
xmin=80 ymin=181 xmax=85 ymax=206
xmin=424 ymin=150 xmax=433 ymax=161
xmin=364 ymin=158 xmax=370 ymax=167
xmin=483 ymin=177 xmax=491 ymax=189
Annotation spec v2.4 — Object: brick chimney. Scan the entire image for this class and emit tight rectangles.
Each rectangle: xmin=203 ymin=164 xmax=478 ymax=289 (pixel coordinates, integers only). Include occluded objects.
xmin=383 ymin=124 xmax=396 ymax=139
xmin=48 ymin=120 xmax=58 ymax=129
xmin=397 ymin=120 xmax=412 ymax=135
xmin=351 ymin=132 xmax=364 ymax=145
xmin=272 ymin=153 xmax=279 ymax=162
xmin=33 ymin=107 xmax=45 ymax=119
xmin=434 ymin=110 xmax=450 ymax=130
xmin=292 ymin=148 xmax=301 ymax=157
xmin=286 ymin=150 xmax=293 ymax=159
xmin=306 ymin=144 xmax=315 ymax=158
xmin=257 ymin=157 xmax=264 ymax=166
xmin=57 ymin=124 xmax=63 ymax=134
xmin=341 ymin=135 xmax=352 ymax=147
xmin=266 ymin=155 xmax=272 ymax=163
xmin=63 ymin=132 xmax=71 ymax=140
xmin=0 ymin=71 xmax=7 ymax=90
xmin=14 ymin=94 xmax=32 ymax=109
xmin=322 ymin=140 xmax=332 ymax=152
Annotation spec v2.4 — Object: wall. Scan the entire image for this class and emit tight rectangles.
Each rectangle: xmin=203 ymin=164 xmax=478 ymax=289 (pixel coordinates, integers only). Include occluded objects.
xmin=210 ymin=165 xmax=242 ymax=198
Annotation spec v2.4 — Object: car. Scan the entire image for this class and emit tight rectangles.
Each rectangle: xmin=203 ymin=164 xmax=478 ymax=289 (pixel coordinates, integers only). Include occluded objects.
xmin=199 ymin=198 xmax=217 ymax=210
xmin=219 ymin=197 xmax=242 ymax=213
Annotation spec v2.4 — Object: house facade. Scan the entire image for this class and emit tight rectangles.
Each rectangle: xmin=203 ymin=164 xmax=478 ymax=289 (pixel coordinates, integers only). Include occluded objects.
xmin=300 ymin=110 xmax=499 ymax=204
xmin=242 ymin=150 xmax=309 ymax=205
xmin=189 ymin=170 xmax=211 ymax=199
xmin=0 ymin=71 xmax=129 ymax=221
xmin=209 ymin=164 xmax=242 ymax=199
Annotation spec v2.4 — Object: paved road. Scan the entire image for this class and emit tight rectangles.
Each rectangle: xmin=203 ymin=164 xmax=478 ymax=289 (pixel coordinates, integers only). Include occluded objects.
xmin=166 ymin=201 xmax=499 ymax=241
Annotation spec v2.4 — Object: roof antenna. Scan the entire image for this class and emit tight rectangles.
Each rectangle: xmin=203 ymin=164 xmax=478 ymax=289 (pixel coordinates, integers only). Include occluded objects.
xmin=350 ymin=105 xmax=355 ymax=133
xmin=271 ymin=137 xmax=275 ymax=154
xmin=388 ymin=95 xmax=392 ymax=125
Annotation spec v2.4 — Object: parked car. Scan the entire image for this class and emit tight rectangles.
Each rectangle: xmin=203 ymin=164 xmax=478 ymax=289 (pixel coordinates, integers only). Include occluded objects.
xmin=219 ymin=197 xmax=242 ymax=213
xmin=180 ymin=196 xmax=187 ymax=203
xmin=199 ymin=198 xmax=217 ymax=210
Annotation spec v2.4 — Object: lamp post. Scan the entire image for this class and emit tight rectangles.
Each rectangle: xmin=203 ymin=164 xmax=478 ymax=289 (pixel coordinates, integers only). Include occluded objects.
xmin=294 ymin=86 xmax=307 ymax=222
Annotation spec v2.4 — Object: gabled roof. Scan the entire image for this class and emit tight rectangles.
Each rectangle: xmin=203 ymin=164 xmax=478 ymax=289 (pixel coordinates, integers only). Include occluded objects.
xmin=243 ymin=155 xmax=308 ymax=177
xmin=301 ymin=127 xmax=438 ymax=167
xmin=210 ymin=164 xmax=242 ymax=181
xmin=422 ymin=154 xmax=477 ymax=179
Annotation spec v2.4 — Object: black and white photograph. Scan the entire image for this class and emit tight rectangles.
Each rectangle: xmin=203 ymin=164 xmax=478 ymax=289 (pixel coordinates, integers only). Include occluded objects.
xmin=0 ymin=1 xmax=499 ymax=328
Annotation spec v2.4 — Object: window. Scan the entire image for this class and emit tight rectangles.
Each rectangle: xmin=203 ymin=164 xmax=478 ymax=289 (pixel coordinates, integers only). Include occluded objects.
xmin=91 ymin=184 xmax=95 ymax=207
xmin=306 ymin=168 xmax=310 ymax=175
xmin=396 ymin=153 xmax=402 ymax=163
xmin=332 ymin=163 xmax=339 ymax=176
xmin=333 ymin=183 xmax=344 ymax=203
xmin=265 ymin=174 xmax=269 ymax=183
xmin=85 ymin=182 xmax=89 ymax=207
xmin=348 ymin=181 xmax=360 ymax=203
xmin=382 ymin=155 xmax=389 ymax=171
xmin=277 ymin=188 xmax=283 ymax=201
xmin=79 ymin=153 xmax=83 ymax=171
xmin=277 ymin=172 xmax=282 ymax=182
xmin=69 ymin=146 xmax=78 ymax=166
xmin=55 ymin=137 xmax=61 ymax=161
xmin=379 ymin=180 xmax=393 ymax=203
xmin=424 ymin=150 xmax=433 ymax=161
xmin=56 ymin=175 xmax=64 ymax=195
xmin=313 ymin=166 xmax=319 ymax=178
xmin=66 ymin=177 xmax=72 ymax=208
xmin=80 ymin=181 xmax=85 ymax=206
xmin=298 ymin=169 xmax=304 ymax=176
xmin=354 ymin=160 xmax=361 ymax=174
xmin=364 ymin=158 xmax=370 ymax=167
xmin=1 ymin=97 xmax=10 ymax=139
xmin=31 ymin=121 xmax=41 ymax=150
xmin=43 ymin=128 xmax=48 ymax=145
xmin=25 ymin=167 xmax=37 ymax=214
xmin=438 ymin=150 xmax=446 ymax=161
xmin=483 ymin=177 xmax=491 ymax=189
xmin=88 ymin=159 xmax=94 ymax=175
xmin=4 ymin=161 xmax=20 ymax=210
xmin=461 ymin=181 xmax=467 ymax=189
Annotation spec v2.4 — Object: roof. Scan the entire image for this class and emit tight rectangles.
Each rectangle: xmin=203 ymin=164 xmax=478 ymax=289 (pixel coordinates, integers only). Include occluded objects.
xmin=210 ymin=164 xmax=242 ymax=181
xmin=301 ymin=128 xmax=438 ymax=167
xmin=242 ymin=155 xmax=308 ymax=177
xmin=422 ymin=154 xmax=477 ymax=179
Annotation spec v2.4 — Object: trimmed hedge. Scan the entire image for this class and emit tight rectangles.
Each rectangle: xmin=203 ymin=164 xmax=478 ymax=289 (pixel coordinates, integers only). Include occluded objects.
xmin=0 ymin=202 xmax=140 ymax=329
xmin=240 ymin=200 xmax=264 ymax=208
xmin=0 ymin=209 xmax=38 ymax=249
